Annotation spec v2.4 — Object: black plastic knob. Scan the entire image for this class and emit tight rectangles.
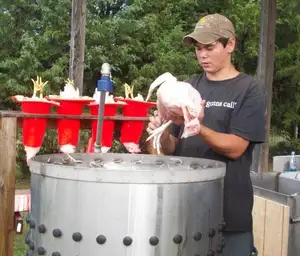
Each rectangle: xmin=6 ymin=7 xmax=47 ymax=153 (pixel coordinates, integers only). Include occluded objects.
xmin=37 ymin=247 xmax=46 ymax=255
xmin=26 ymin=215 xmax=31 ymax=224
xmin=26 ymin=250 xmax=33 ymax=256
xmin=208 ymin=228 xmax=216 ymax=237
xmin=52 ymin=252 xmax=61 ymax=256
xmin=149 ymin=236 xmax=159 ymax=246
xmin=53 ymin=229 xmax=62 ymax=238
xmin=173 ymin=234 xmax=183 ymax=244
xmin=72 ymin=232 xmax=82 ymax=242
xmin=96 ymin=235 xmax=107 ymax=244
xmin=29 ymin=220 xmax=35 ymax=229
xmin=207 ymin=250 xmax=215 ymax=256
xmin=38 ymin=224 xmax=46 ymax=234
xmin=28 ymin=241 xmax=35 ymax=250
xmin=194 ymin=232 xmax=202 ymax=241
xmin=123 ymin=236 xmax=133 ymax=246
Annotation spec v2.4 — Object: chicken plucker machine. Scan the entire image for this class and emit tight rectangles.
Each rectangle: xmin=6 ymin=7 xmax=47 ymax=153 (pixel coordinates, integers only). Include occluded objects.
xmin=25 ymin=63 xmax=227 ymax=256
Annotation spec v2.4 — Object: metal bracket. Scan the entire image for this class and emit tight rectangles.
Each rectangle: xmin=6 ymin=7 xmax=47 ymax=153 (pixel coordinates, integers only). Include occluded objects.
xmin=290 ymin=217 xmax=300 ymax=224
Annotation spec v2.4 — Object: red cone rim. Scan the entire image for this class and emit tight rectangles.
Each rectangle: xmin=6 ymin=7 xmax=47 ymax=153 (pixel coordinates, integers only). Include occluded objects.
xmin=114 ymin=97 xmax=156 ymax=107
xmin=11 ymin=95 xmax=59 ymax=106
xmin=45 ymin=96 xmax=95 ymax=105
xmin=87 ymin=102 xmax=126 ymax=107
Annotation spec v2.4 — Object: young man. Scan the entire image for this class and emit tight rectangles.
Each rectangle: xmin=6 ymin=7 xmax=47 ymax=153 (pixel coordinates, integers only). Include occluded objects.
xmin=147 ymin=13 xmax=266 ymax=256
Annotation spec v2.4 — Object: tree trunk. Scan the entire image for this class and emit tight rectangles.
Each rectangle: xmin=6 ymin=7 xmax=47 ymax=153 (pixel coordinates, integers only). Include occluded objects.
xmin=69 ymin=0 xmax=86 ymax=96
xmin=251 ymin=0 xmax=276 ymax=176
xmin=294 ymin=123 xmax=298 ymax=140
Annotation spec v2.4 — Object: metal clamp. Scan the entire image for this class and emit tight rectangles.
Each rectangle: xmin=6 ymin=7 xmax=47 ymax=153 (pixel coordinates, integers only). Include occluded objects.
xmin=290 ymin=216 xmax=300 ymax=224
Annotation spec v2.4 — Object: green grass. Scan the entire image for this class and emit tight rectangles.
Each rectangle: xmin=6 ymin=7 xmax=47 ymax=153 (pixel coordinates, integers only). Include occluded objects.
xmin=14 ymin=220 xmax=29 ymax=256
xmin=15 ymin=164 xmax=30 ymax=189
xmin=15 ymin=181 xmax=30 ymax=190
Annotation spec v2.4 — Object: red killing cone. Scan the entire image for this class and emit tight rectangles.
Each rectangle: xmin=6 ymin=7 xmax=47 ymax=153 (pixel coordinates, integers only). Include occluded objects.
xmin=48 ymin=98 xmax=94 ymax=150
xmin=86 ymin=102 xmax=125 ymax=153
xmin=85 ymin=137 xmax=94 ymax=153
xmin=115 ymin=97 xmax=156 ymax=153
xmin=12 ymin=96 xmax=59 ymax=162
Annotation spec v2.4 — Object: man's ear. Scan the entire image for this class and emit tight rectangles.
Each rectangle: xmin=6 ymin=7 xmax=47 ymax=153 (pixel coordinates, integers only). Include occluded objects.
xmin=226 ymin=37 xmax=236 ymax=53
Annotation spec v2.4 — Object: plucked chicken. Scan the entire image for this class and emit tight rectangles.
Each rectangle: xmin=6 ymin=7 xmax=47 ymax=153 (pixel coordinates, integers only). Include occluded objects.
xmin=145 ymin=72 xmax=203 ymax=154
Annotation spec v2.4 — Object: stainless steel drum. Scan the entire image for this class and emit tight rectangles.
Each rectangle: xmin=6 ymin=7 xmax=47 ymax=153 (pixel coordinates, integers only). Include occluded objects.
xmin=26 ymin=153 xmax=226 ymax=256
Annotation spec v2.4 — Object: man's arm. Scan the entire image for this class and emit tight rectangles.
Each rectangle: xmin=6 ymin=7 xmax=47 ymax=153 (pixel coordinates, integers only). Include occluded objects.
xmin=198 ymin=125 xmax=249 ymax=160
xmin=156 ymin=122 xmax=181 ymax=155
xmin=198 ymin=81 xmax=266 ymax=160
xmin=159 ymin=130 xmax=178 ymax=155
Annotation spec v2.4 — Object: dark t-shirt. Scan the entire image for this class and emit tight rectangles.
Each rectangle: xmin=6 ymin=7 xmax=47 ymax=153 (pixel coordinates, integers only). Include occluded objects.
xmin=170 ymin=72 xmax=266 ymax=232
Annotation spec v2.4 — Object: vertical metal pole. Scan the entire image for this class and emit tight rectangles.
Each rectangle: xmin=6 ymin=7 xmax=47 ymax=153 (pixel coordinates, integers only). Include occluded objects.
xmin=94 ymin=92 xmax=106 ymax=153
xmin=94 ymin=63 xmax=113 ymax=153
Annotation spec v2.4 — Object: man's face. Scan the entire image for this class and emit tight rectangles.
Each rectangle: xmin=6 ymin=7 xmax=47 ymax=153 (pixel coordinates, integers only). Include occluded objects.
xmin=194 ymin=37 xmax=236 ymax=73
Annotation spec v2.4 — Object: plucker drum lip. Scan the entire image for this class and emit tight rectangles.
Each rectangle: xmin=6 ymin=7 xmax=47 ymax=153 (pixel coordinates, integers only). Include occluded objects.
xmin=11 ymin=96 xmax=60 ymax=161
xmin=46 ymin=97 xmax=95 ymax=149
xmin=86 ymin=101 xmax=126 ymax=153
xmin=114 ymin=97 xmax=156 ymax=153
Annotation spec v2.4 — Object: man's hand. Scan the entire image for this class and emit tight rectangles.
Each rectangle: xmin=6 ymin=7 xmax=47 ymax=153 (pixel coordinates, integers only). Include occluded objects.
xmin=147 ymin=110 xmax=178 ymax=155
xmin=168 ymin=113 xmax=185 ymax=126
xmin=147 ymin=110 xmax=163 ymax=134
xmin=198 ymin=100 xmax=206 ymax=121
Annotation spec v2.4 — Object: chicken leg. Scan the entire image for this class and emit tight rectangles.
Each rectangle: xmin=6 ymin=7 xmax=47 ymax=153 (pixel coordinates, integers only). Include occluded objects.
xmin=146 ymin=120 xmax=173 ymax=142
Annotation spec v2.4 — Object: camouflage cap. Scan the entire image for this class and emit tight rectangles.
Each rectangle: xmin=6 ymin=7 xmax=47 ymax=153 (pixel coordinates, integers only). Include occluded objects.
xmin=183 ymin=13 xmax=235 ymax=46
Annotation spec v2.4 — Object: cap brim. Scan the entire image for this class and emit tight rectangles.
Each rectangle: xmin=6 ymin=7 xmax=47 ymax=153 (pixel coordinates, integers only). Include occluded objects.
xmin=183 ymin=32 xmax=221 ymax=46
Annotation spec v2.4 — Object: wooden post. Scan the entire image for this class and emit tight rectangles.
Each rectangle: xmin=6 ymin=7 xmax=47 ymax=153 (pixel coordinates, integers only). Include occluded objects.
xmin=0 ymin=117 xmax=17 ymax=256
xmin=251 ymin=0 xmax=276 ymax=176
xmin=69 ymin=0 xmax=86 ymax=95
